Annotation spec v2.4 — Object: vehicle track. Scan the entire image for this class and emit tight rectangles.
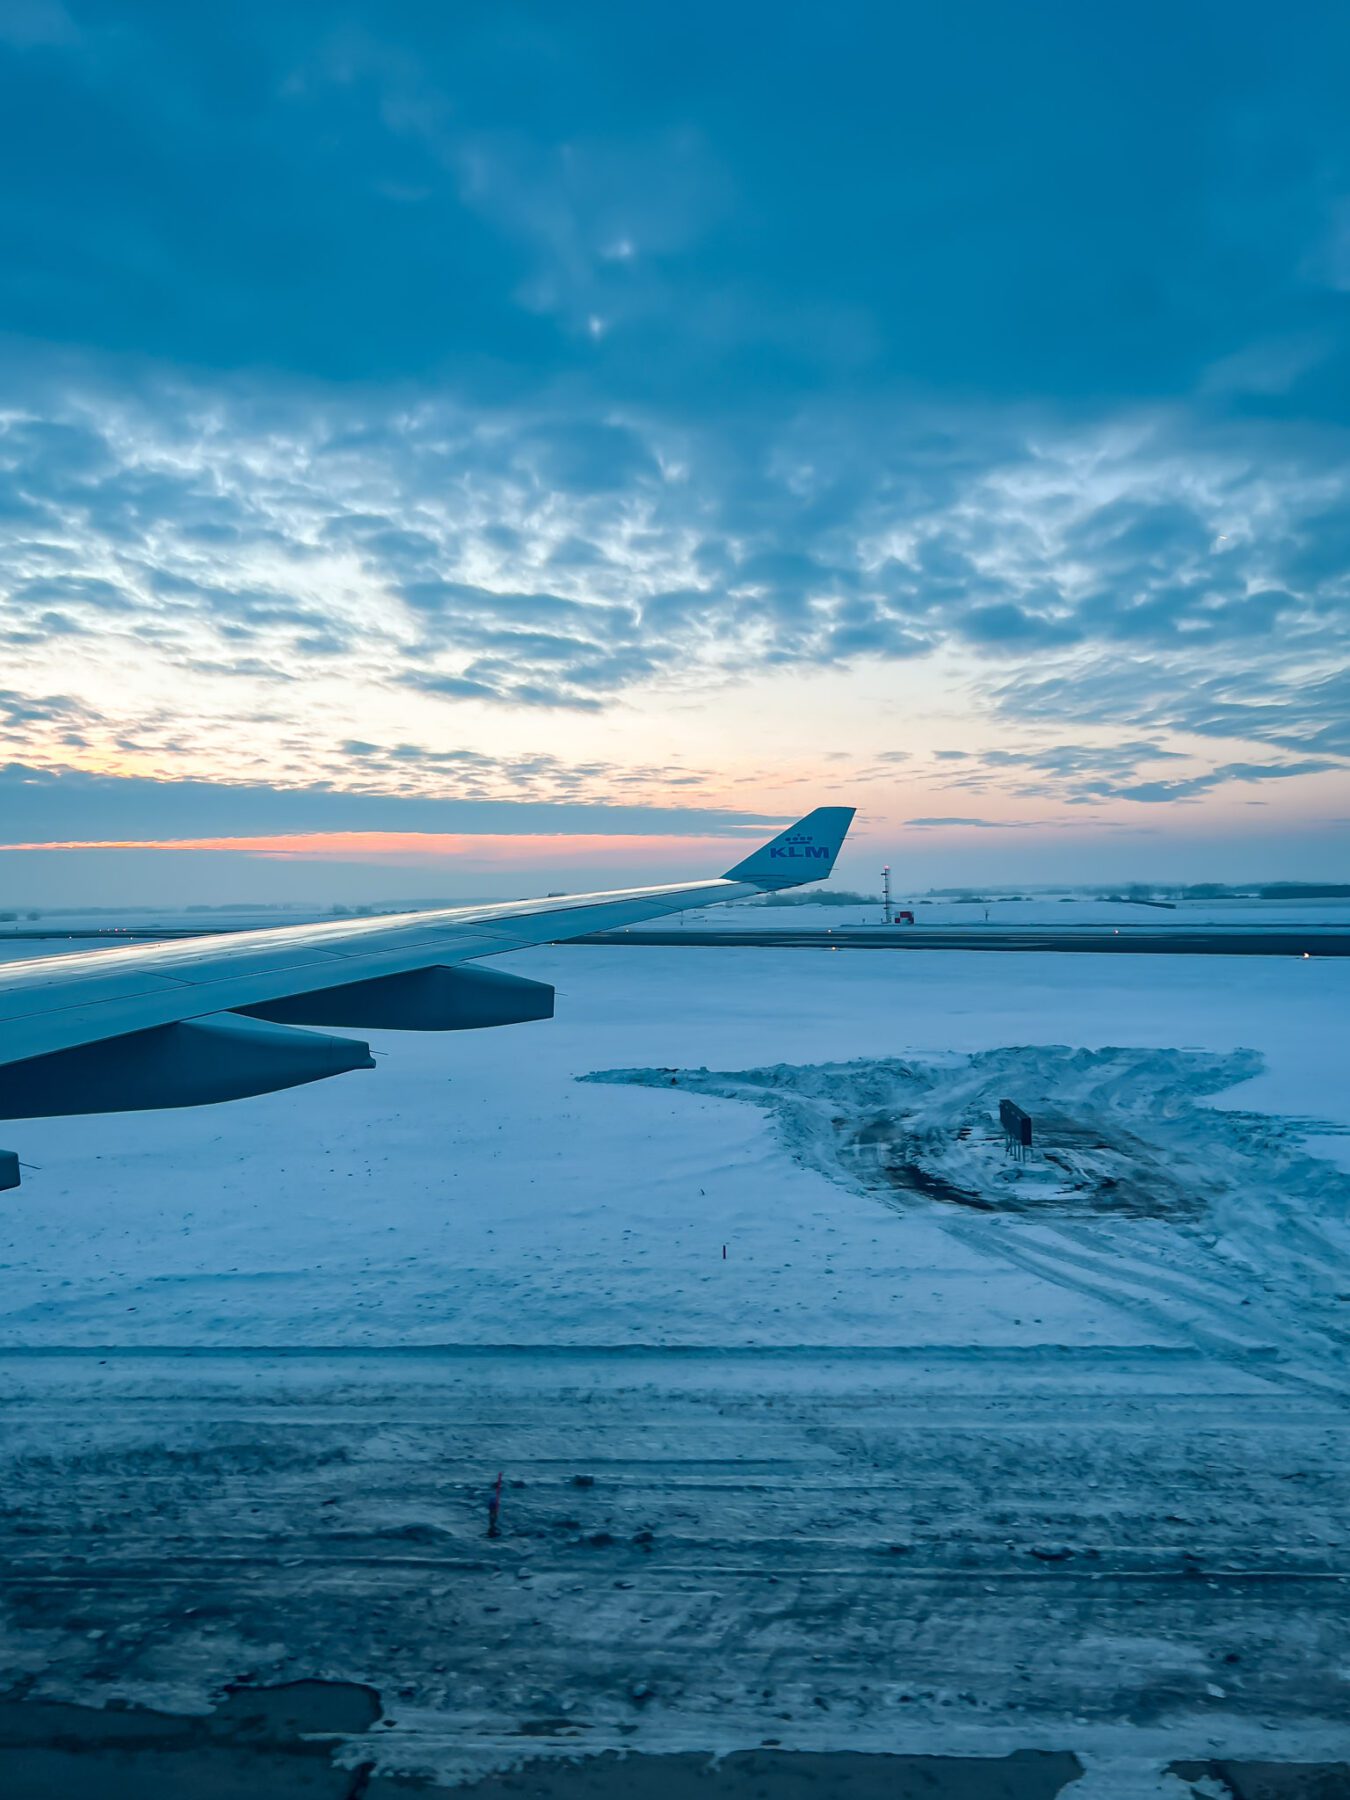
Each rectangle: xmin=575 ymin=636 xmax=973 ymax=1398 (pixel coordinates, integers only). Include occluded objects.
xmin=0 ymin=1347 xmax=1346 ymax=1779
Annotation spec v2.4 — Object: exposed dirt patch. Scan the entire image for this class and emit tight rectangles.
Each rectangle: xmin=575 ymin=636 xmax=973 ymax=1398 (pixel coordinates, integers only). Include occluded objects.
xmin=0 ymin=1680 xmax=389 ymax=1799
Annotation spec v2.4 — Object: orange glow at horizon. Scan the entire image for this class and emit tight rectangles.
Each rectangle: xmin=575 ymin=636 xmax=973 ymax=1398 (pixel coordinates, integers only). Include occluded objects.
xmin=2 ymin=830 xmax=758 ymax=865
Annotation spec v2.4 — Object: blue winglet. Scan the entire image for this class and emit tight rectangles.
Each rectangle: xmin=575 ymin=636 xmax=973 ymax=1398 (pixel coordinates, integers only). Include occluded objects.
xmin=722 ymin=806 xmax=856 ymax=888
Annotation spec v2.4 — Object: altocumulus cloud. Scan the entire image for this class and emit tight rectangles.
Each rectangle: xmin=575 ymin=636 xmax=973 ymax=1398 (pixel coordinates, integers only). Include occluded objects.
xmin=3 ymin=391 xmax=1348 ymax=779
xmin=0 ymin=2 xmax=1347 ymax=834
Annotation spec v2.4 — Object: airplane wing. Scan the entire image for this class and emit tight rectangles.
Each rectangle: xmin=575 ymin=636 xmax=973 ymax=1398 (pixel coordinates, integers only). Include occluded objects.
xmin=0 ymin=806 xmax=854 ymax=1156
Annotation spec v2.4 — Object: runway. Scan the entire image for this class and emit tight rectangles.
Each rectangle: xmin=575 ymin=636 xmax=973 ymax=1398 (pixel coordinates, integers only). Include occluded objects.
xmin=4 ymin=923 xmax=1346 ymax=957
xmin=3 ymin=922 xmax=1347 ymax=962
xmin=569 ymin=925 xmax=1350 ymax=956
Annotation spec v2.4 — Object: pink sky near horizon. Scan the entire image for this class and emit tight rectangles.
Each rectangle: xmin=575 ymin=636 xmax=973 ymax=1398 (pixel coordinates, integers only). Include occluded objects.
xmin=0 ymin=830 xmax=774 ymax=869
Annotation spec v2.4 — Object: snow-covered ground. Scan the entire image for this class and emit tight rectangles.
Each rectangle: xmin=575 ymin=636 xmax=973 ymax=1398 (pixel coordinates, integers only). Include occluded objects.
xmin=0 ymin=942 xmax=1346 ymax=1788
xmin=648 ymin=896 xmax=1350 ymax=931
xmin=1 ymin=943 xmax=1346 ymax=1347
xmin=6 ymin=891 xmax=1350 ymax=942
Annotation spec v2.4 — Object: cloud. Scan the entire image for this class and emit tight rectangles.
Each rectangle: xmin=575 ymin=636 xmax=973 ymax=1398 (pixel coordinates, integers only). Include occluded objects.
xmin=956 ymin=602 xmax=1082 ymax=648
xmin=1 ymin=386 xmax=1349 ymax=800
xmin=0 ymin=687 xmax=103 ymax=755
xmin=8 ymin=7 xmax=1348 ymax=402
xmin=0 ymin=7 xmax=1347 ymax=856
xmin=991 ymin=661 xmax=1350 ymax=764
xmin=1113 ymin=759 xmax=1341 ymax=804
xmin=917 ymin=731 xmax=1347 ymax=812
xmin=0 ymin=762 xmax=784 ymax=847
xmin=905 ymin=816 xmax=1027 ymax=830
xmin=0 ymin=0 xmax=76 ymax=49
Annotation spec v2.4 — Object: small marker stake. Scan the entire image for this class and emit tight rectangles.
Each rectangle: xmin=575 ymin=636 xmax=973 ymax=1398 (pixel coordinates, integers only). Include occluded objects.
xmin=487 ymin=1470 xmax=503 ymax=1538
xmin=722 ymin=1244 xmax=727 ymax=1259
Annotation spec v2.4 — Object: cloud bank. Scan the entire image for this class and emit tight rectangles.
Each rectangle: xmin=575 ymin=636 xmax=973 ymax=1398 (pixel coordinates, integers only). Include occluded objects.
xmin=0 ymin=3 xmax=1347 ymax=891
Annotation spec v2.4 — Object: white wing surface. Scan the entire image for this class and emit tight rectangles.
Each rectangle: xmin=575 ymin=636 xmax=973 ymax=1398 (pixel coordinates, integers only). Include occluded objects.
xmin=0 ymin=807 xmax=854 ymax=1148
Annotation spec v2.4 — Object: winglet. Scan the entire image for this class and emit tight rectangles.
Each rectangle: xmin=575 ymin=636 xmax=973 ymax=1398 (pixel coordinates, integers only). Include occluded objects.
xmin=722 ymin=806 xmax=856 ymax=889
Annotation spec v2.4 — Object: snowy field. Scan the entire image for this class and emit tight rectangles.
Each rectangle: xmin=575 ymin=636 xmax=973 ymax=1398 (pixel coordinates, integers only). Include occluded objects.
xmin=2 ymin=942 xmax=1346 ymax=1349
xmin=638 ymin=895 xmax=1350 ymax=933
xmin=7 ymin=890 xmax=1350 ymax=942
xmin=0 ymin=942 xmax=1347 ymax=1792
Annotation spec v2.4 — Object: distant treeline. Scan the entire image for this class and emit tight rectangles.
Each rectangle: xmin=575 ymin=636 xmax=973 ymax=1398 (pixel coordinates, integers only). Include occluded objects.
xmin=919 ymin=882 xmax=1350 ymax=903
xmin=1252 ymin=883 xmax=1350 ymax=899
xmin=758 ymin=888 xmax=879 ymax=908
xmin=1137 ymin=882 xmax=1350 ymax=901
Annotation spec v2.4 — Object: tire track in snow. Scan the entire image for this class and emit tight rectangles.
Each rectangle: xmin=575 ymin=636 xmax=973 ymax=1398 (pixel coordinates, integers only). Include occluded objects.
xmin=590 ymin=1049 xmax=1350 ymax=1400
xmin=934 ymin=1217 xmax=1346 ymax=1403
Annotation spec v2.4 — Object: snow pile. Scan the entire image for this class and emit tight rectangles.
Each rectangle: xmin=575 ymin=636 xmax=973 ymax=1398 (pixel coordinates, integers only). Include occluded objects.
xmin=588 ymin=1044 xmax=1350 ymax=1392
xmin=585 ymin=1044 xmax=1327 ymax=1220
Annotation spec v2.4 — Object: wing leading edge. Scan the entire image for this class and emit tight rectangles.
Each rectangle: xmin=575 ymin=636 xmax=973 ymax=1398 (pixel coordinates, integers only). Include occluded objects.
xmin=0 ymin=806 xmax=854 ymax=1145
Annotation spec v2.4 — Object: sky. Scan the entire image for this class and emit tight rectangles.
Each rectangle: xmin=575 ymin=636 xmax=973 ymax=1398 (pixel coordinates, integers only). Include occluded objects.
xmin=1 ymin=0 xmax=1349 ymax=906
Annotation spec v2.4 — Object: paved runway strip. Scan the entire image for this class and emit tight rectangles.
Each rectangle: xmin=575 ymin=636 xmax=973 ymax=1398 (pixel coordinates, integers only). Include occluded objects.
xmin=571 ymin=926 xmax=1350 ymax=955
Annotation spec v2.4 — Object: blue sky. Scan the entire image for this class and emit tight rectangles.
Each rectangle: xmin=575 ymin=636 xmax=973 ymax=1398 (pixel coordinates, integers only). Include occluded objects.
xmin=2 ymin=1 xmax=1349 ymax=902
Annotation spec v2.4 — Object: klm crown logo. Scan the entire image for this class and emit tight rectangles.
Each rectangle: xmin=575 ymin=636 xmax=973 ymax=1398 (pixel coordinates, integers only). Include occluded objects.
xmin=769 ymin=831 xmax=829 ymax=860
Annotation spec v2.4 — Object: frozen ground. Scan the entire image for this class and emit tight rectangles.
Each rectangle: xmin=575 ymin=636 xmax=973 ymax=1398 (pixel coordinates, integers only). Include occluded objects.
xmin=0 ymin=943 xmax=1347 ymax=1792
xmin=647 ymin=896 xmax=1350 ymax=932
xmin=6 ymin=891 xmax=1350 ymax=941
xmin=2 ymin=943 xmax=1346 ymax=1349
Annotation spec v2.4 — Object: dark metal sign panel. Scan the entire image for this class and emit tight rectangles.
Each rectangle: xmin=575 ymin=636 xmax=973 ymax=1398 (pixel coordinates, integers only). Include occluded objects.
xmin=1000 ymin=1099 xmax=1033 ymax=1152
